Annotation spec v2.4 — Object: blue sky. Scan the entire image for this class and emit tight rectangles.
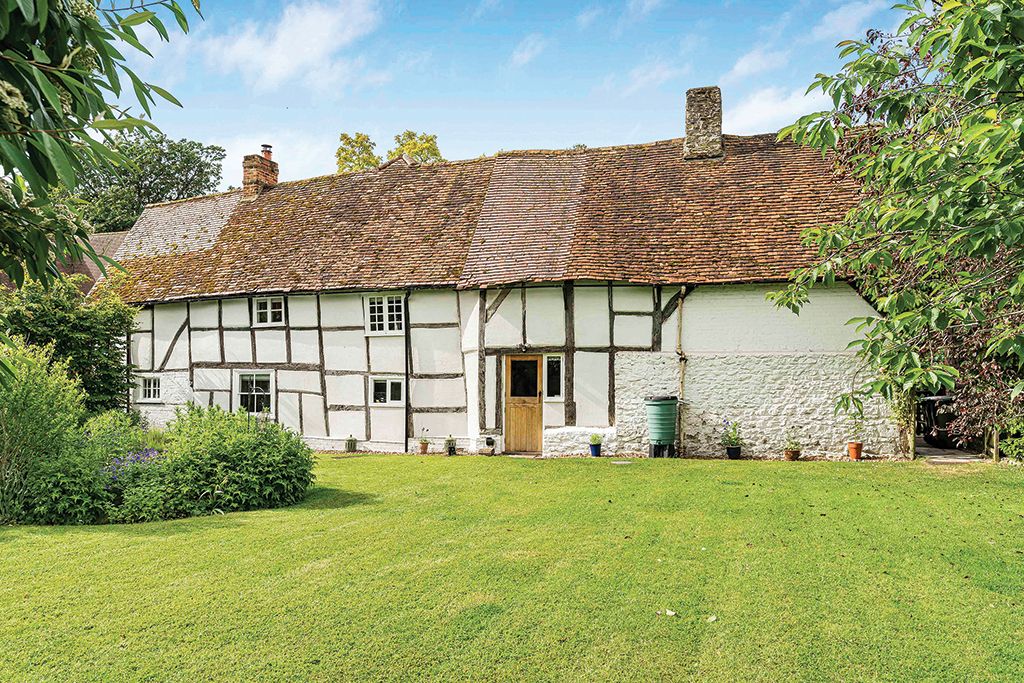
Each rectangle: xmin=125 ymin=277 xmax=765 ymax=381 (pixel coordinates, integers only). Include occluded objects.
xmin=130 ymin=0 xmax=900 ymax=187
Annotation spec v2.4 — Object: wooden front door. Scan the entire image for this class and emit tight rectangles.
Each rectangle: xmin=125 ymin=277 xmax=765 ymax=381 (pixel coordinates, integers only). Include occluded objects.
xmin=505 ymin=355 xmax=543 ymax=453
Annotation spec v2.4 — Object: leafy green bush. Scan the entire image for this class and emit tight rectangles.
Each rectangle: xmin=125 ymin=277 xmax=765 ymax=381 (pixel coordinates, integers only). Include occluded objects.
xmin=0 ymin=276 xmax=136 ymax=413
xmin=85 ymin=411 xmax=146 ymax=461
xmin=111 ymin=405 xmax=315 ymax=523
xmin=0 ymin=341 xmax=108 ymax=524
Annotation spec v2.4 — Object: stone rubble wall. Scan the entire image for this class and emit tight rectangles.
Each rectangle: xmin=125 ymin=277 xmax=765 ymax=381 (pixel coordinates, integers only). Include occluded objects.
xmin=613 ymin=351 xmax=681 ymax=455
xmin=681 ymin=352 xmax=900 ymax=459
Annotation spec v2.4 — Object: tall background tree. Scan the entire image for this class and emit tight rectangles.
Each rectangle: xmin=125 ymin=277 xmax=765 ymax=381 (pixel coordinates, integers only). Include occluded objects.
xmin=73 ymin=131 xmax=225 ymax=233
xmin=773 ymin=0 xmax=1024 ymax=449
xmin=336 ymin=130 xmax=444 ymax=173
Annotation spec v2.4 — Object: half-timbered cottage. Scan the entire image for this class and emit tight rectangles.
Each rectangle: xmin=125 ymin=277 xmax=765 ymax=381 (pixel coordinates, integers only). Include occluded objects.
xmin=113 ymin=87 xmax=902 ymax=458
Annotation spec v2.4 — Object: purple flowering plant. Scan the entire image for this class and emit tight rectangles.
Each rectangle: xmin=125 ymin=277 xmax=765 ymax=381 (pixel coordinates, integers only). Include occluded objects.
xmin=105 ymin=448 xmax=164 ymax=484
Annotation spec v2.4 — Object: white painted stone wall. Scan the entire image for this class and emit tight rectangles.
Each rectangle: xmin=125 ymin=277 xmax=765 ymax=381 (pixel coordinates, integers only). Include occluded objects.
xmin=678 ymin=284 xmax=903 ymax=459
xmin=614 ymin=352 xmax=681 ymax=455
xmin=542 ymin=426 xmax=617 ymax=457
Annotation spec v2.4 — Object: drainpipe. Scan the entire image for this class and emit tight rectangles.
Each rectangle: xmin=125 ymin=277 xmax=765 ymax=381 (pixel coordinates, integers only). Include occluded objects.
xmin=403 ymin=289 xmax=412 ymax=453
xmin=677 ymin=286 xmax=689 ymax=457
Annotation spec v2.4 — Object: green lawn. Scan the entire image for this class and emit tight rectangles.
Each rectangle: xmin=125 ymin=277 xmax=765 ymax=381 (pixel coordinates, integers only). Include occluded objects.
xmin=3 ymin=455 xmax=1024 ymax=682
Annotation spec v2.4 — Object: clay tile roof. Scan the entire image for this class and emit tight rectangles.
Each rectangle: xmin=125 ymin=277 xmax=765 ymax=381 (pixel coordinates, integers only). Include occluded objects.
xmin=114 ymin=134 xmax=856 ymax=304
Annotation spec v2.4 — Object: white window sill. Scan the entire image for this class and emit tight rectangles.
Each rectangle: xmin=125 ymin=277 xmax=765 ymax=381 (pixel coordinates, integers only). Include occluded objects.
xmin=364 ymin=330 xmax=404 ymax=337
xmin=136 ymin=399 xmax=164 ymax=405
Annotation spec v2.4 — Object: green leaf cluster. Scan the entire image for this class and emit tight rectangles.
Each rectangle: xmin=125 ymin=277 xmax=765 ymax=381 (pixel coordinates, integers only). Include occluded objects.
xmin=335 ymin=130 xmax=445 ymax=173
xmin=0 ymin=0 xmax=200 ymax=286
xmin=772 ymin=0 xmax=1024 ymax=435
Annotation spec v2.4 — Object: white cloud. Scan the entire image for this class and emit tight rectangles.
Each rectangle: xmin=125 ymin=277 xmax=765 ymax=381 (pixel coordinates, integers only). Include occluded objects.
xmin=811 ymin=0 xmax=885 ymax=42
xmin=722 ymin=46 xmax=789 ymax=84
xmin=723 ymin=86 xmax=830 ymax=135
xmin=622 ymin=59 xmax=689 ymax=95
xmin=472 ymin=0 xmax=501 ymax=19
xmin=202 ymin=0 xmax=382 ymax=92
xmin=509 ymin=34 xmax=546 ymax=67
xmin=626 ymin=0 xmax=664 ymax=19
xmin=576 ymin=5 xmax=605 ymax=29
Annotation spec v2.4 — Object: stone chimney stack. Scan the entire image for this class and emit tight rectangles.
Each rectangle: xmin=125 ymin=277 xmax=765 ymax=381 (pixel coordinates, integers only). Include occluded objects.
xmin=242 ymin=144 xmax=279 ymax=199
xmin=683 ymin=86 xmax=723 ymax=160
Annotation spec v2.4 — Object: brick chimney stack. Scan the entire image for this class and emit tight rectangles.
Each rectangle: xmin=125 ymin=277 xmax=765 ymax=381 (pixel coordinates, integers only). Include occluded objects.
xmin=242 ymin=144 xmax=279 ymax=199
xmin=683 ymin=86 xmax=723 ymax=160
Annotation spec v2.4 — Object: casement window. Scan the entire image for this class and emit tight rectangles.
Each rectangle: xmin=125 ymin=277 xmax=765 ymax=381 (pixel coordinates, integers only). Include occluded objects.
xmin=371 ymin=377 xmax=404 ymax=406
xmin=254 ymin=296 xmax=285 ymax=325
xmin=137 ymin=376 xmax=161 ymax=403
xmin=235 ymin=371 xmax=274 ymax=415
xmin=364 ymin=294 xmax=404 ymax=335
xmin=544 ymin=354 xmax=563 ymax=401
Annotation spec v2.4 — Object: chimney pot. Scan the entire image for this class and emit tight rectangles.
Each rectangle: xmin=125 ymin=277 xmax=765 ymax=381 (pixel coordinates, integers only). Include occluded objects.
xmin=261 ymin=144 xmax=273 ymax=160
xmin=242 ymin=146 xmax=279 ymax=199
xmin=684 ymin=86 xmax=723 ymax=160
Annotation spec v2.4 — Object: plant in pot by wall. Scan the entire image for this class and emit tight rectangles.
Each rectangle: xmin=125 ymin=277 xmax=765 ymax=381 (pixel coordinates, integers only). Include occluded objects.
xmin=720 ymin=420 xmax=744 ymax=459
xmin=445 ymin=435 xmax=457 ymax=457
xmin=589 ymin=433 xmax=603 ymax=457
xmin=848 ymin=416 xmax=864 ymax=461
xmin=783 ymin=428 xmax=802 ymax=461
xmin=418 ymin=429 xmax=430 ymax=454
xmin=345 ymin=435 xmax=358 ymax=453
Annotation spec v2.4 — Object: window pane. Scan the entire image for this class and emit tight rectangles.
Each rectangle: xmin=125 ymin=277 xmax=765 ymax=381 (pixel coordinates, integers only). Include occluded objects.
xmin=270 ymin=298 xmax=283 ymax=323
xmin=545 ymin=356 xmax=562 ymax=398
xmin=368 ymin=297 xmax=384 ymax=332
xmin=389 ymin=380 xmax=402 ymax=402
xmin=239 ymin=373 xmax=272 ymax=413
xmin=372 ymin=380 xmax=387 ymax=403
xmin=387 ymin=295 xmax=403 ymax=331
xmin=256 ymin=309 xmax=268 ymax=324
xmin=510 ymin=359 xmax=538 ymax=397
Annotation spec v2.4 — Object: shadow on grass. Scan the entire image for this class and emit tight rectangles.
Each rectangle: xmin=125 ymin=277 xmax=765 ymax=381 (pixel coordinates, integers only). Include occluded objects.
xmin=300 ymin=487 xmax=379 ymax=510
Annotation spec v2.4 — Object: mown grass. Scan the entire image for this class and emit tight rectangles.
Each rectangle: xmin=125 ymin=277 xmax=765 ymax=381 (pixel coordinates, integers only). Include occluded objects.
xmin=2 ymin=455 xmax=1023 ymax=682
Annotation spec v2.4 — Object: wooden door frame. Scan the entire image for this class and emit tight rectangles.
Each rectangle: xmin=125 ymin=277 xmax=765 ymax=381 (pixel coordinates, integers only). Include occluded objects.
xmin=504 ymin=354 xmax=543 ymax=454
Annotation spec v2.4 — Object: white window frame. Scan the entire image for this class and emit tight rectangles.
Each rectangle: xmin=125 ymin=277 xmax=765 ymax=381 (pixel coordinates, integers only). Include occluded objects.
xmin=233 ymin=369 xmax=276 ymax=417
xmin=363 ymin=293 xmax=404 ymax=336
xmin=253 ymin=296 xmax=285 ymax=326
xmin=136 ymin=374 xmax=162 ymax=404
xmin=370 ymin=376 xmax=405 ymax=407
xmin=543 ymin=353 xmax=564 ymax=402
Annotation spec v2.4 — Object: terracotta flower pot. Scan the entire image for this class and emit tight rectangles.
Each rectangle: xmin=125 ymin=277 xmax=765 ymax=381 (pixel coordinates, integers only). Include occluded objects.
xmin=419 ymin=442 xmax=428 ymax=454
xmin=784 ymin=449 xmax=801 ymax=461
xmin=848 ymin=441 xmax=863 ymax=460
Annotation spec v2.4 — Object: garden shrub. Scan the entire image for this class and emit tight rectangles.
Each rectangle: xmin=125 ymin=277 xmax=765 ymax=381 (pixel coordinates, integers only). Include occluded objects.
xmin=0 ymin=341 xmax=108 ymax=524
xmin=110 ymin=405 xmax=315 ymax=523
xmin=0 ymin=275 xmax=136 ymax=413
xmin=85 ymin=410 xmax=146 ymax=461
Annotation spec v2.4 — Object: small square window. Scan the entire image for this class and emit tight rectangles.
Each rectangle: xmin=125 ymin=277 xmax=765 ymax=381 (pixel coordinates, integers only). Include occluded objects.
xmin=365 ymin=294 xmax=403 ymax=335
xmin=371 ymin=377 xmax=404 ymax=405
xmin=138 ymin=376 xmax=161 ymax=403
xmin=254 ymin=297 xmax=284 ymax=325
xmin=237 ymin=372 xmax=273 ymax=414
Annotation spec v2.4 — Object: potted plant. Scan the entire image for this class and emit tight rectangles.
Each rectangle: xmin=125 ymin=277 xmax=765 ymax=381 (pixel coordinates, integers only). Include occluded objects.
xmin=589 ymin=433 xmax=603 ymax=457
xmin=783 ymin=429 xmax=802 ymax=461
xmin=345 ymin=435 xmax=357 ymax=453
xmin=444 ymin=435 xmax=457 ymax=457
xmin=848 ymin=417 xmax=864 ymax=461
xmin=720 ymin=419 xmax=743 ymax=459
xmin=418 ymin=429 xmax=429 ymax=454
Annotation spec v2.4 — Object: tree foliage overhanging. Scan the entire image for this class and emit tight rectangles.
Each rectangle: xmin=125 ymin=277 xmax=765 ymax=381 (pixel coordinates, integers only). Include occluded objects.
xmin=773 ymin=0 xmax=1024 ymax=440
xmin=0 ymin=0 xmax=200 ymax=287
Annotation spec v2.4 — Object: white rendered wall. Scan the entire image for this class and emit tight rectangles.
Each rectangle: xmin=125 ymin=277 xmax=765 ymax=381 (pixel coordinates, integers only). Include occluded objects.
xmin=679 ymin=284 xmax=899 ymax=458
